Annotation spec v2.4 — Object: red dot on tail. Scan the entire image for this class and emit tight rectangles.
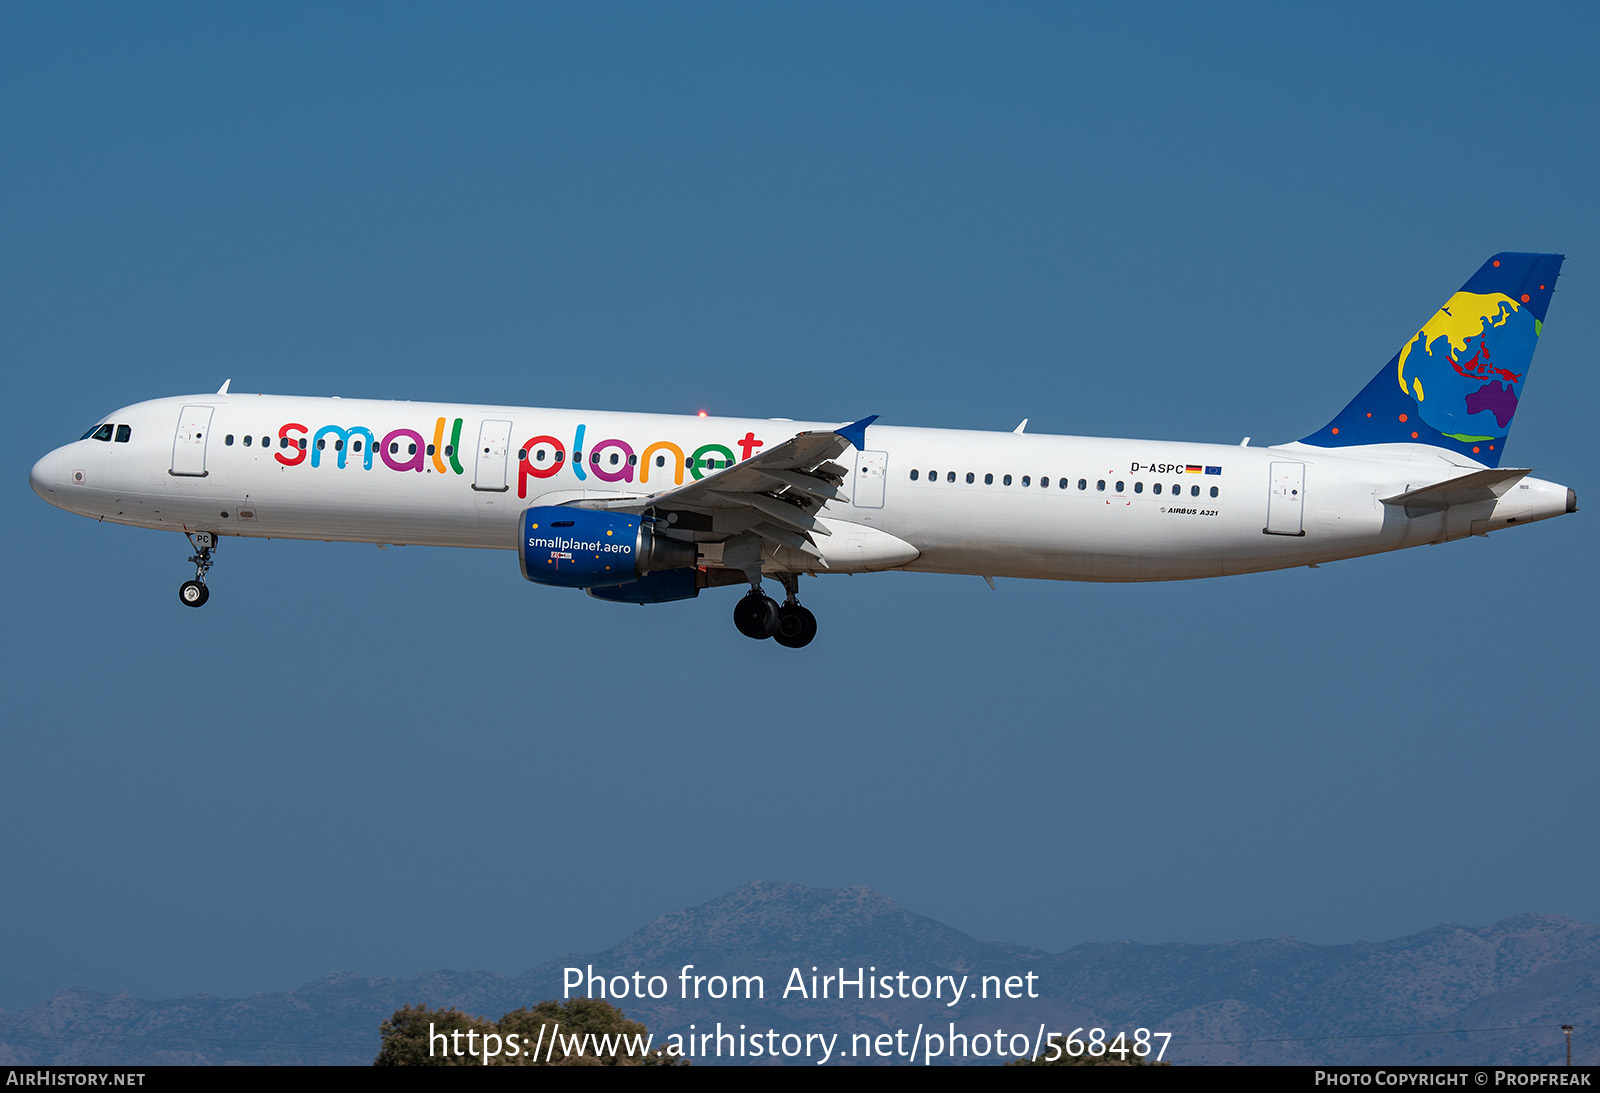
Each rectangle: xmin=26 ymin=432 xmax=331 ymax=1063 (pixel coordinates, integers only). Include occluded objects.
xmin=1493 ymin=260 xmax=1501 ymax=267
xmin=1522 ymin=294 xmax=1530 ymax=302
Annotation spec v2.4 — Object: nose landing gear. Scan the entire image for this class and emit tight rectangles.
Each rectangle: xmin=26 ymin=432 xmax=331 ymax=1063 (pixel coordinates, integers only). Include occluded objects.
xmin=179 ymin=532 xmax=216 ymax=608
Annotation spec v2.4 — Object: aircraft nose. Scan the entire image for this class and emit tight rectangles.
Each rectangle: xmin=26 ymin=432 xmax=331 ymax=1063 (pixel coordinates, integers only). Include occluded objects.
xmin=30 ymin=449 xmax=66 ymax=502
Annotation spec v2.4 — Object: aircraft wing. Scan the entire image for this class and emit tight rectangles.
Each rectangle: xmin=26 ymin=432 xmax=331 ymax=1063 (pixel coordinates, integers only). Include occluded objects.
xmin=577 ymin=416 xmax=877 ymax=562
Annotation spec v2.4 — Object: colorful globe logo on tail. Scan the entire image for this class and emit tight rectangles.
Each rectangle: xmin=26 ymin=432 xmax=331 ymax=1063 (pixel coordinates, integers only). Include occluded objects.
xmin=1303 ymin=253 xmax=1562 ymax=468
xmin=1397 ymin=291 xmax=1539 ymax=443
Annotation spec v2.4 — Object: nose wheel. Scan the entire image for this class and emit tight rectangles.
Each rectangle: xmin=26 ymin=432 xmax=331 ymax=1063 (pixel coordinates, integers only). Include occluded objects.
xmin=179 ymin=531 xmax=217 ymax=608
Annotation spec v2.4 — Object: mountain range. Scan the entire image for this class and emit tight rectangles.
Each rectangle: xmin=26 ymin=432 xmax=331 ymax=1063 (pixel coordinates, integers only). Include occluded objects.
xmin=2 ymin=881 xmax=1593 ymax=1065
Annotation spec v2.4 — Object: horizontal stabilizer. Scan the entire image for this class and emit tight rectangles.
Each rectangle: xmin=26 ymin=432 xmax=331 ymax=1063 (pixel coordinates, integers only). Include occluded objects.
xmin=1381 ymin=467 xmax=1531 ymax=510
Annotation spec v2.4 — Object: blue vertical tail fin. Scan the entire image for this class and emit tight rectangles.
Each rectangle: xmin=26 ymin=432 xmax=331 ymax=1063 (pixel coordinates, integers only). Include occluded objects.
xmin=1301 ymin=252 xmax=1563 ymax=467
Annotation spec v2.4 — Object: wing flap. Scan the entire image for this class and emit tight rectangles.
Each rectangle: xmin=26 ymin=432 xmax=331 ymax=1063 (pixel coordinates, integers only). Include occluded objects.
xmin=572 ymin=417 xmax=875 ymax=564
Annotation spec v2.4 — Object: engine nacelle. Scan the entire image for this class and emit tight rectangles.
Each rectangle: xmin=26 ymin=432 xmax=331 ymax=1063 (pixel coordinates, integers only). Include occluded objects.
xmin=519 ymin=507 xmax=696 ymax=589
xmin=586 ymin=569 xmax=700 ymax=603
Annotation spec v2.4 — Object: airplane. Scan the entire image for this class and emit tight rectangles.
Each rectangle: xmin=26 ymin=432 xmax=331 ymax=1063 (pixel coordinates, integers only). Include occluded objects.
xmin=29 ymin=253 xmax=1576 ymax=649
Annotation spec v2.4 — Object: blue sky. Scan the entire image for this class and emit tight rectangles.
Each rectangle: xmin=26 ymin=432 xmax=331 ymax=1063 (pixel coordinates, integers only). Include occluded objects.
xmin=3 ymin=3 xmax=1597 ymax=1006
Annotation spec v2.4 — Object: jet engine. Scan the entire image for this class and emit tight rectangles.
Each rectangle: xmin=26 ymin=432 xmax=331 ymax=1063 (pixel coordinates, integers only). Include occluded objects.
xmin=518 ymin=507 xmax=696 ymax=589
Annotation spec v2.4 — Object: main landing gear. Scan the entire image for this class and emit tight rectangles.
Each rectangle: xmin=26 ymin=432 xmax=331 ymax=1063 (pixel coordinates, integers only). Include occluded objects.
xmin=179 ymin=531 xmax=216 ymax=608
xmin=732 ymin=574 xmax=818 ymax=649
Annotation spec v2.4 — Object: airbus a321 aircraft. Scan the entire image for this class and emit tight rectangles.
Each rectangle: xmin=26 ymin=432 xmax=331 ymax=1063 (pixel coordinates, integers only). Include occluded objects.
xmin=30 ymin=253 xmax=1576 ymax=648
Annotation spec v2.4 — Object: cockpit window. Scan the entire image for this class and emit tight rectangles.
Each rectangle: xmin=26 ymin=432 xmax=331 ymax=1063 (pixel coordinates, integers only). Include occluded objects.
xmin=115 ymin=424 xmax=132 ymax=443
xmin=82 ymin=423 xmax=109 ymax=441
xmin=88 ymin=424 xmax=114 ymax=442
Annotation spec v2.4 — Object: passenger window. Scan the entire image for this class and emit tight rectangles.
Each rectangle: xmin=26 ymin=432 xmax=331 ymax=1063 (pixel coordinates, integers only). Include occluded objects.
xmin=1116 ymin=481 xmax=1124 ymax=492
xmin=929 ymin=470 xmax=937 ymax=481
xmin=610 ymin=453 xmax=619 ymax=465
xmin=335 ymin=439 xmax=344 ymax=451
xmin=518 ymin=449 xmax=528 ymax=460
xmin=966 ymin=472 xmax=975 ymax=484
xmin=655 ymin=455 xmax=665 ymax=467
xmin=946 ymin=471 xmax=955 ymax=483
xmin=984 ymin=473 xmax=994 ymax=485
xmin=1152 ymin=482 xmax=1161 ymax=494
xmin=1078 ymin=479 xmax=1086 ymax=490
xmin=299 ymin=438 xmax=307 ymax=450
xmin=409 ymin=444 xmax=417 ymax=455
xmin=1134 ymin=481 xmax=1143 ymax=493
xmin=427 ymin=444 xmax=436 ymax=456
xmin=225 ymin=434 xmax=235 ymax=446
xmin=1191 ymin=485 xmax=1199 ymax=497
xmin=353 ymin=439 xmax=362 ymax=452
xmin=1003 ymin=474 xmax=1012 ymax=486
xmin=628 ymin=454 xmax=637 ymax=465
xmin=1210 ymin=486 xmax=1219 ymax=497
xmin=116 ymin=425 xmax=131 ymax=443
xmin=1059 ymin=478 xmax=1068 ymax=489
xmin=910 ymin=469 xmax=919 ymax=481
xmin=445 ymin=445 xmax=454 ymax=456
xmin=392 ymin=442 xmax=401 ymax=454
xmin=1021 ymin=475 xmax=1031 ymax=487
xmin=1096 ymin=480 xmax=1105 ymax=491
xmin=1040 ymin=476 xmax=1049 ymax=488
xmin=244 ymin=435 xmax=253 ymax=447
xmin=263 ymin=437 xmax=270 ymax=447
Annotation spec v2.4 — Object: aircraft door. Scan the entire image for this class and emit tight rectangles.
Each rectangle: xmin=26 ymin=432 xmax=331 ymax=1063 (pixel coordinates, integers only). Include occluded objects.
xmin=1264 ymin=461 xmax=1306 ymax=536
xmin=852 ymin=450 xmax=887 ymax=509
xmin=472 ymin=419 xmax=512 ymax=492
xmin=170 ymin=405 xmax=215 ymax=477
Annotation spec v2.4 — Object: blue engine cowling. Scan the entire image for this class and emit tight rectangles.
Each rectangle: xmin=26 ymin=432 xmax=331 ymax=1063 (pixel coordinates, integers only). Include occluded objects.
xmin=519 ymin=507 xmax=697 ymax=589
xmin=586 ymin=569 xmax=700 ymax=603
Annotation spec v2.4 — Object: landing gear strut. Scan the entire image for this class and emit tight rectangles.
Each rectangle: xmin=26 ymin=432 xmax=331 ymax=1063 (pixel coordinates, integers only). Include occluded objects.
xmin=179 ymin=532 xmax=216 ymax=608
xmin=731 ymin=574 xmax=818 ymax=648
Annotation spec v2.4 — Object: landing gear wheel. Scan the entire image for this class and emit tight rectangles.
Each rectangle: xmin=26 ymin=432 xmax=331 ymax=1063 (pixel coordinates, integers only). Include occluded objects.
xmin=773 ymin=603 xmax=817 ymax=648
xmin=732 ymin=592 xmax=780 ymax=639
xmin=182 ymin=531 xmax=218 ymax=607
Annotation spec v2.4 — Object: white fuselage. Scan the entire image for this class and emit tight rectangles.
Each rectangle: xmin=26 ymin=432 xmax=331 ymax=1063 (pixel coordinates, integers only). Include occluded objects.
xmin=30 ymin=393 xmax=1575 ymax=583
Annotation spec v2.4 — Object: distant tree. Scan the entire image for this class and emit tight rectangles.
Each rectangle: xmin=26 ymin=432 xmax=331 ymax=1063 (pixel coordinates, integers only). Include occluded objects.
xmin=375 ymin=1005 xmax=497 ymax=1066
xmin=375 ymin=998 xmax=685 ymax=1066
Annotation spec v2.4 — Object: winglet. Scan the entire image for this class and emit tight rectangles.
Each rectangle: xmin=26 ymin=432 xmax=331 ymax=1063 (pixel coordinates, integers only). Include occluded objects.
xmin=835 ymin=415 xmax=878 ymax=451
xmin=217 ymin=379 xmax=231 ymax=395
